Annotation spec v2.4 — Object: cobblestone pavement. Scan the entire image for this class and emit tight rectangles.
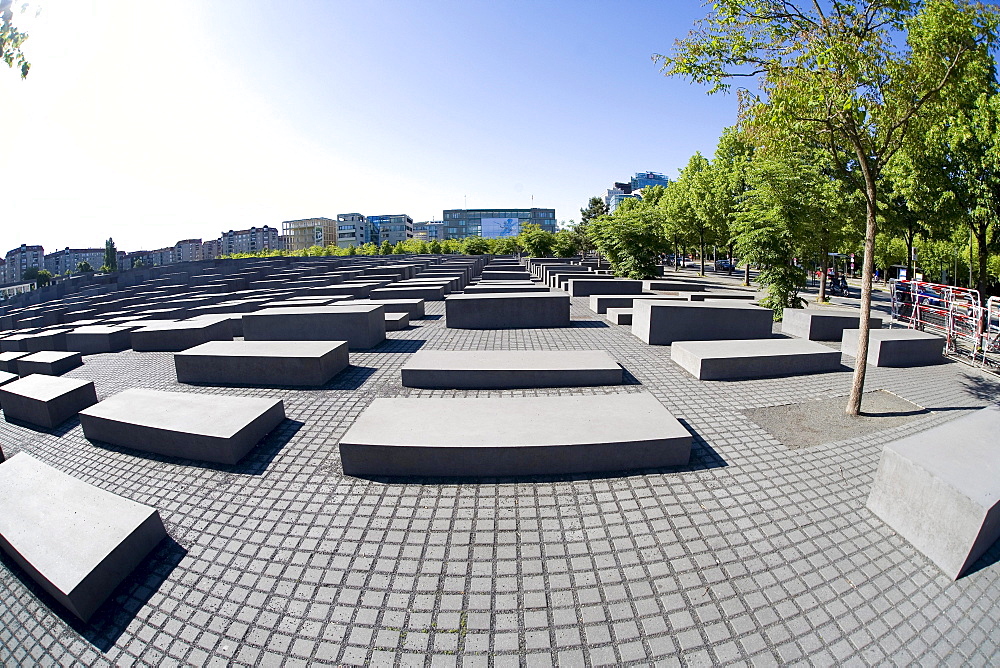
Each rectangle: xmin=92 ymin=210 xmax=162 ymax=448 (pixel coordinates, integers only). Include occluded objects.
xmin=2 ymin=291 xmax=999 ymax=666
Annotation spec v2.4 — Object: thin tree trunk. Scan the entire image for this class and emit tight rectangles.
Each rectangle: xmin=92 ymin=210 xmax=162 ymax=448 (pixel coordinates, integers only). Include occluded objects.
xmin=818 ymin=251 xmax=828 ymax=302
xmin=699 ymin=237 xmax=706 ymax=276
xmin=847 ymin=170 xmax=878 ymax=417
xmin=727 ymin=242 xmax=734 ymax=276
xmin=744 ymin=263 xmax=750 ymax=286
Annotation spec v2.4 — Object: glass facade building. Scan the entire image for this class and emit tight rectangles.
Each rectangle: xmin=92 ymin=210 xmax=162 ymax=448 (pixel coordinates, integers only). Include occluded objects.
xmin=369 ymin=214 xmax=414 ymax=245
xmin=439 ymin=208 xmax=556 ymax=239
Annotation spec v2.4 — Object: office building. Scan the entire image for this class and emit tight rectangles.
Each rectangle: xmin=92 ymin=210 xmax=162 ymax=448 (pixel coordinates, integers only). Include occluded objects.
xmin=174 ymin=239 xmax=203 ymax=263
xmin=630 ymin=171 xmax=669 ymax=190
xmin=4 ymin=244 xmax=44 ymax=283
xmin=605 ymin=172 xmax=670 ymax=213
xmin=369 ymin=214 xmax=413 ymax=246
xmin=440 ymin=209 xmax=556 ymax=240
xmin=413 ymin=221 xmax=445 ymax=242
xmin=335 ymin=213 xmax=372 ymax=248
xmin=221 ymin=226 xmax=279 ymax=255
xmin=281 ymin=218 xmax=337 ymax=251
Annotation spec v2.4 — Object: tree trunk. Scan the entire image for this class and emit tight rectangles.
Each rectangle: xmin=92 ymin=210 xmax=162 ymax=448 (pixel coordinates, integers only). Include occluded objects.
xmin=975 ymin=219 xmax=988 ymax=302
xmin=744 ymin=263 xmax=750 ymax=286
xmin=728 ymin=242 xmax=734 ymax=276
xmin=699 ymin=237 xmax=706 ymax=276
xmin=905 ymin=229 xmax=915 ymax=280
xmin=818 ymin=251 xmax=828 ymax=302
xmin=674 ymin=240 xmax=680 ymax=271
xmin=847 ymin=165 xmax=878 ymax=417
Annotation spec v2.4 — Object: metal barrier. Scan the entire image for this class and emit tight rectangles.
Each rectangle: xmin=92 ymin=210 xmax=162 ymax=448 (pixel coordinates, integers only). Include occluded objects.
xmin=890 ymin=279 xmax=992 ymax=367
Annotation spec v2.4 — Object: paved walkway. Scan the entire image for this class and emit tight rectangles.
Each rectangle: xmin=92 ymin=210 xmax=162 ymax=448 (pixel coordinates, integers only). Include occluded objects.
xmin=1 ymin=291 xmax=999 ymax=666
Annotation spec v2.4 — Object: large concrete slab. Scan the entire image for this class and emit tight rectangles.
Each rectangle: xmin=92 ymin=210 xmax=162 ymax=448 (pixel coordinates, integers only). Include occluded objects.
xmin=401 ymin=350 xmax=623 ymax=389
xmin=445 ymin=293 xmax=570 ymax=329
xmin=339 ymin=393 xmax=692 ymax=477
xmin=16 ymin=351 xmax=84 ymax=376
xmin=242 ymin=306 xmax=386 ymax=350
xmin=65 ymin=325 xmax=135 ymax=354
xmin=346 ymin=298 xmax=425 ymax=318
xmin=671 ymin=338 xmax=842 ymax=380
xmin=175 ymin=340 xmax=349 ymax=387
xmin=589 ymin=294 xmax=686 ymax=314
xmin=0 ymin=454 xmax=167 ymax=622
xmin=842 ymin=328 xmax=945 ymax=367
xmin=631 ymin=301 xmax=774 ymax=345
xmin=867 ymin=406 xmax=1000 ymax=579
xmin=79 ymin=389 xmax=286 ymax=465
xmin=0 ymin=370 xmax=17 ymax=387
xmin=566 ymin=279 xmax=644 ymax=297
xmin=0 ymin=375 xmax=98 ymax=428
xmin=782 ymin=309 xmax=883 ymax=341
xmin=130 ymin=320 xmax=233 ymax=352
xmin=0 ymin=351 xmax=30 ymax=373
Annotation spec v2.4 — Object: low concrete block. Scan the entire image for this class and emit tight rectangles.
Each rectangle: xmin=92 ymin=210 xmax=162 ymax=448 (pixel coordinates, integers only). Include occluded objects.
xmin=385 ymin=311 xmax=410 ymax=330
xmin=130 ymin=320 xmax=232 ymax=352
xmin=242 ymin=306 xmax=386 ymax=350
xmin=401 ymin=350 xmax=623 ymax=389
xmin=0 ymin=351 xmax=30 ymax=373
xmin=16 ymin=351 xmax=84 ymax=376
xmin=606 ymin=308 xmax=633 ymax=325
xmin=369 ymin=285 xmax=446 ymax=301
xmin=339 ymin=393 xmax=692 ymax=477
xmin=0 ymin=454 xmax=167 ymax=622
xmin=567 ymin=279 xmax=644 ymax=297
xmin=632 ymin=301 xmax=774 ymax=345
xmin=687 ymin=292 xmax=755 ymax=301
xmin=0 ymin=375 xmax=98 ymax=428
xmin=175 ymin=340 xmax=349 ymax=387
xmin=671 ymin=338 xmax=841 ymax=380
xmin=65 ymin=326 xmax=135 ymax=354
xmin=79 ymin=389 xmax=286 ymax=465
xmin=842 ymin=328 xmax=945 ymax=367
xmin=782 ymin=310 xmax=883 ymax=341
xmin=445 ymin=293 xmax=570 ymax=329
xmin=0 ymin=370 xmax=17 ymax=387
xmin=588 ymin=294 xmax=685 ymax=314
xmin=347 ymin=298 xmax=425 ymax=318
xmin=867 ymin=406 xmax=1000 ymax=579
xmin=463 ymin=283 xmax=550 ymax=294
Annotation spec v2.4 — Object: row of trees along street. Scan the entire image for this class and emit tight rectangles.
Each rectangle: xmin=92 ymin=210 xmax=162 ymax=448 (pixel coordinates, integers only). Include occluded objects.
xmin=580 ymin=0 xmax=1000 ymax=416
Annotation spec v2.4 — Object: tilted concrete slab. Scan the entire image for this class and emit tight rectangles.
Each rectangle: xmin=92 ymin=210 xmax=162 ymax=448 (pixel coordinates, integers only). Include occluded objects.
xmin=671 ymin=338 xmax=841 ymax=380
xmin=346 ymin=298 xmax=425 ymax=318
xmin=781 ymin=309 xmax=883 ymax=341
xmin=0 ymin=351 xmax=30 ymax=373
xmin=842 ymin=328 xmax=945 ymax=367
xmin=632 ymin=301 xmax=774 ymax=345
xmin=445 ymin=293 xmax=570 ymax=329
xmin=867 ymin=406 xmax=1000 ymax=579
xmin=79 ymin=389 xmax=286 ymax=465
xmin=339 ymin=393 xmax=691 ymax=477
xmin=65 ymin=325 xmax=135 ymax=354
xmin=385 ymin=311 xmax=410 ymax=331
xmin=401 ymin=350 xmax=623 ymax=389
xmin=16 ymin=351 xmax=84 ymax=376
xmin=242 ymin=306 xmax=386 ymax=350
xmin=370 ymin=285 xmax=447 ymax=301
xmin=175 ymin=340 xmax=349 ymax=387
xmin=0 ymin=370 xmax=17 ymax=387
xmin=0 ymin=454 xmax=167 ymax=622
xmin=566 ymin=279 xmax=644 ymax=297
xmin=0 ymin=375 xmax=98 ymax=428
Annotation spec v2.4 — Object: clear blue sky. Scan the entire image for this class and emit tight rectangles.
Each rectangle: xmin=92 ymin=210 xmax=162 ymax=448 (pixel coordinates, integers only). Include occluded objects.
xmin=2 ymin=1 xmax=739 ymax=254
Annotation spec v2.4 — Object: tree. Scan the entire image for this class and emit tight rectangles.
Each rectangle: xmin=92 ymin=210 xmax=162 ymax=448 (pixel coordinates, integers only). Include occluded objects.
xmin=462 ymin=236 xmax=490 ymax=255
xmin=22 ymin=266 xmax=51 ymax=286
xmin=709 ymin=127 xmax=756 ymax=280
xmin=1 ymin=0 xmax=30 ymax=79
xmin=587 ymin=194 xmax=669 ymax=278
xmin=392 ymin=241 xmax=407 ymax=255
xmin=580 ymin=196 xmax=609 ymax=225
xmin=658 ymin=0 xmax=1000 ymax=415
xmin=428 ymin=239 xmax=442 ymax=254
xmin=490 ymin=236 xmax=520 ymax=255
xmin=103 ymin=238 xmax=118 ymax=272
xmin=379 ymin=239 xmax=393 ymax=255
xmin=132 ymin=257 xmax=148 ymax=268
xmin=552 ymin=229 xmax=582 ymax=258
xmin=75 ymin=261 xmax=94 ymax=273
xmin=518 ymin=224 xmax=555 ymax=257
xmin=346 ymin=244 xmax=357 ymax=256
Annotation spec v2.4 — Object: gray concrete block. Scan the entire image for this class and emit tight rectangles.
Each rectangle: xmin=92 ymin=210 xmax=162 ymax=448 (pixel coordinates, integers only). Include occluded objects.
xmin=79 ymin=389 xmax=286 ymax=465
xmin=175 ymin=340 xmax=349 ymax=387
xmin=480 ymin=270 xmax=532 ymax=281
xmin=16 ymin=351 xmax=84 ymax=376
xmin=567 ymin=279 xmax=644 ymax=297
xmin=347 ymin=298 xmax=425 ymax=318
xmin=339 ymin=393 xmax=691 ymax=477
xmin=842 ymin=328 xmax=945 ymax=367
xmin=130 ymin=320 xmax=233 ymax=352
xmin=385 ymin=311 xmax=410 ymax=330
xmin=671 ymin=338 xmax=841 ymax=380
xmin=445 ymin=293 xmax=570 ymax=329
xmin=401 ymin=350 xmax=623 ymax=389
xmin=606 ymin=308 xmax=633 ymax=325
xmin=463 ymin=283 xmax=550 ymax=294
xmin=631 ymin=301 xmax=774 ymax=345
xmin=0 ymin=375 xmax=98 ymax=428
xmin=588 ymin=294 xmax=685 ymax=314
xmin=781 ymin=309 xmax=883 ymax=341
xmin=0 ymin=454 xmax=167 ymax=622
xmin=369 ymin=285 xmax=446 ymax=301
xmin=0 ymin=351 xmax=30 ymax=373
xmin=65 ymin=325 xmax=135 ymax=354
xmin=867 ymin=406 xmax=1000 ymax=579
xmin=242 ymin=306 xmax=386 ymax=350
xmin=687 ymin=292 xmax=756 ymax=301
xmin=0 ymin=370 xmax=17 ymax=387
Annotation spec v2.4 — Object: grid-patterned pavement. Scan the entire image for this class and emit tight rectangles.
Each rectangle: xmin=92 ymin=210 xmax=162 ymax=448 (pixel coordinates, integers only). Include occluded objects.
xmin=1 ymin=290 xmax=999 ymax=666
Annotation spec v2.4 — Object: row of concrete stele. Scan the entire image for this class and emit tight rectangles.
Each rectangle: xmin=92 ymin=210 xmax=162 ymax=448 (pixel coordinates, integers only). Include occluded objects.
xmin=0 ymin=254 xmax=995 ymax=631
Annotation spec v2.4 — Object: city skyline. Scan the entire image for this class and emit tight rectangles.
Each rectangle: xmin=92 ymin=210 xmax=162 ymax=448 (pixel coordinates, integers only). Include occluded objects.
xmin=2 ymin=1 xmax=737 ymax=253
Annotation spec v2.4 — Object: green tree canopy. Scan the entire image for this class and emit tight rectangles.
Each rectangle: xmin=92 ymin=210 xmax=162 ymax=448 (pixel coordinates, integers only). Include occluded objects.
xmin=1 ymin=0 xmax=30 ymax=78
